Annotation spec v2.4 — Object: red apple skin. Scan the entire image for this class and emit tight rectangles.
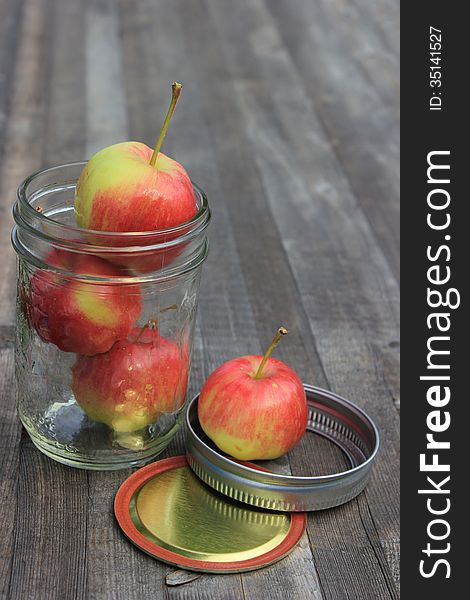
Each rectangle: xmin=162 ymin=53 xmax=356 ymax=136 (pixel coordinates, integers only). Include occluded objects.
xmin=29 ymin=249 xmax=142 ymax=356
xmin=71 ymin=327 xmax=189 ymax=432
xmin=198 ymin=356 xmax=308 ymax=460
xmin=74 ymin=142 xmax=198 ymax=273
xmin=75 ymin=142 xmax=197 ymax=232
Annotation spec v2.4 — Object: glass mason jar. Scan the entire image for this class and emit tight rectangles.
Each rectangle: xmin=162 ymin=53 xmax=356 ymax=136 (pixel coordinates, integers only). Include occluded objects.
xmin=11 ymin=162 xmax=210 ymax=470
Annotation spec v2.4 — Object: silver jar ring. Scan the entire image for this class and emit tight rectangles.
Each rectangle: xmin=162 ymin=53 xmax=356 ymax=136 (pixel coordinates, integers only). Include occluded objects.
xmin=185 ymin=384 xmax=380 ymax=511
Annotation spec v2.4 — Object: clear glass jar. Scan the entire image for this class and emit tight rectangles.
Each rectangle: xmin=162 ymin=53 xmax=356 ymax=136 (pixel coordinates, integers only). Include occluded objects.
xmin=11 ymin=162 xmax=210 ymax=470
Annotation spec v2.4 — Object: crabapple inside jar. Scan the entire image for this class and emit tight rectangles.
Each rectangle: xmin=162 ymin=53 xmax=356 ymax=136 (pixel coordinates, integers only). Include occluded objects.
xmin=11 ymin=162 xmax=210 ymax=469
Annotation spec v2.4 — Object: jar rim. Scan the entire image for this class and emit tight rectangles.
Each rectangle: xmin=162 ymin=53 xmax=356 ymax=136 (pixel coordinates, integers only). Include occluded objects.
xmin=12 ymin=161 xmax=210 ymax=282
xmin=16 ymin=160 xmax=210 ymax=241
xmin=11 ymin=227 xmax=210 ymax=284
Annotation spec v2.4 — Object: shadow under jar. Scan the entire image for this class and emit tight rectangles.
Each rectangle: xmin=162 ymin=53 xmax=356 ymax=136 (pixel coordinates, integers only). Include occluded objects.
xmin=11 ymin=162 xmax=210 ymax=470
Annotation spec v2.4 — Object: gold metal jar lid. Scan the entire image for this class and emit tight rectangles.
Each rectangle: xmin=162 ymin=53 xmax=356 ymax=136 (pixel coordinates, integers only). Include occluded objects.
xmin=114 ymin=456 xmax=306 ymax=573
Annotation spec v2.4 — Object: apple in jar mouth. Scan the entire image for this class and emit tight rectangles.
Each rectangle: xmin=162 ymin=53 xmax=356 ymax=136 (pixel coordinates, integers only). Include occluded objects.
xmin=73 ymin=83 xmax=198 ymax=273
xmin=74 ymin=141 xmax=197 ymax=233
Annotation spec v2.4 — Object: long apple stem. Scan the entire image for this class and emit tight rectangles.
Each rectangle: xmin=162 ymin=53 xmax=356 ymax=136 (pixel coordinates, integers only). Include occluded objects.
xmin=149 ymin=82 xmax=183 ymax=167
xmin=254 ymin=327 xmax=288 ymax=379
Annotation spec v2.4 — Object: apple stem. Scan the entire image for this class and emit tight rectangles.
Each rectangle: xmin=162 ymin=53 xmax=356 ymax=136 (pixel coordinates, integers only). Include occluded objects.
xmin=134 ymin=305 xmax=178 ymax=342
xmin=134 ymin=318 xmax=158 ymax=343
xmin=149 ymin=82 xmax=183 ymax=167
xmin=160 ymin=303 xmax=178 ymax=313
xmin=254 ymin=327 xmax=288 ymax=379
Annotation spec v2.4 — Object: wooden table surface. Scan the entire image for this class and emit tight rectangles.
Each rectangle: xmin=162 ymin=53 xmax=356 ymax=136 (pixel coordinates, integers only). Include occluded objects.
xmin=0 ymin=0 xmax=399 ymax=598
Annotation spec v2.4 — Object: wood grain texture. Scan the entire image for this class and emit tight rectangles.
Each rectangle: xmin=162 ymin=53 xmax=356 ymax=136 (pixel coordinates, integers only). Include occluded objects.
xmin=202 ymin=2 xmax=399 ymax=598
xmin=0 ymin=0 xmax=23 ymax=156
xmin=85 ymin=0 xmax=128 ymax=156
xmin=44 ymin=0 xmax=87 ymax=165
xmin=0 ymin=0 xmax=399 ymax=598
xmin=0 ymin=347 xmax=20 ymax=600
xmin=8 ymin=443 xmax=89 ymax=600
xmin=0 ymin=0 xmax=49 ymax=329
xmin=117 ymin=3 xmax=322 ymax=597
xmin=266 ymin=0 xmax=400 ymax=283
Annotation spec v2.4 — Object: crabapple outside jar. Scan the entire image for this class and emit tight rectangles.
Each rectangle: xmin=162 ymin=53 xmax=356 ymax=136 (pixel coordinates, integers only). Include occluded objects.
xmin=11 ymin=162 xmax=210 ymax=470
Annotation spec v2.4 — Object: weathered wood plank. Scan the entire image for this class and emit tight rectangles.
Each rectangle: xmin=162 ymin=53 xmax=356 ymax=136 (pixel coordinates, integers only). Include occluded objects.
xmin=303 ymin=0 xmax=400 ymax=114
xmin=0 ymin=4 xmax=26 ymax=595
xmin=266 ymin=0 xmax=400 ymax=283
xmin=43 ymin=0 xmax=87 ymax=165
xmin=233 ymin=58 xmax=400 ymax=600
xmin=0 ymin=0 xmax=49 ymax=329
xmin=0 ymin=0 xmax=49 ymax=592
xmin=203 ymin=0 xmax=399 ymax=597
xmin=81 ymin=3 xmax=166 ymax=599
xmin=0 ymin=0 xmax=24 ymax=157
xmin=351 ymin=0 xmax=400 ymax=61
xmin=154 ymin=0 xmax=326 ymax=596
xmin=3 ymin=2 xmax=90 ymax=599
xmin=118 ymin=1 xmax=324 ymax=597
xmin=85 ymin=469 xmax=169 ymax=600
xmin=174 ymin=0 xmax=348 ymax=483
xmin=85 ymin=0 xmax=128 ymax=156
xmin=8 ymin=442 xmax=89 ymax=600
xmin=0 ymin=0 xmax=400 ymax=597
xmin=117 ymin=1 xmax=265 ymax=597
xmin=0 ymin=348 xmax=20 ymax=600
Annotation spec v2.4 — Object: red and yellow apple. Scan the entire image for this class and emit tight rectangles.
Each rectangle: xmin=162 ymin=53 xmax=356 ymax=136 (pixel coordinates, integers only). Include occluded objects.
xmin=73 ymin=83 xmax=197 ymax=273
xmin=71 ymin=326 xmax=189 ymax=432
xmin=29 ymin=249 xmax=142 ymax=356
xmin=74 ymin=141 xmax=197 ymax=233
xmin=198 ymin=328 xmax=308 ymax=460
